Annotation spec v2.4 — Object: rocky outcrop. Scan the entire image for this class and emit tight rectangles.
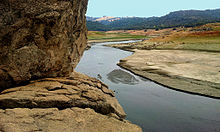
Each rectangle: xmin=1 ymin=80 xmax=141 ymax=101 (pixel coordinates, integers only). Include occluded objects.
xmin=0 ymin=72 xmax=126 ymax=118
xmin=0 ymin=0 xmax=88 ymax=89
xmin=0 ymin=72 xmax=142 ymax=132
xmin=0 ymin=0 xmax=142 ymax=131
xmin=0 ymin=108 xmax=141 ymax=132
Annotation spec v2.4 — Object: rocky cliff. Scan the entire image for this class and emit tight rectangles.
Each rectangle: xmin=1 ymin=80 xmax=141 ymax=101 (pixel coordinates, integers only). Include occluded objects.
xmin=0 ymin=0 xmax=142 ymax=131
xmin=0 ymin=0 xmax=88 ymax=89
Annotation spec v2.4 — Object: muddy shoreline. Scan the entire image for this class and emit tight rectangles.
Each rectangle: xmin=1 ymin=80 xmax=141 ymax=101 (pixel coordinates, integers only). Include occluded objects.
xmin=118 ymin=63 xmax=220 ymax=99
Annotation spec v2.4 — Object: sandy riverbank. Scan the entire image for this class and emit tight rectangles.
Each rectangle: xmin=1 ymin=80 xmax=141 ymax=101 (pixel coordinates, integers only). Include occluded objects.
xmin=105 ymin=24 xmax=220 ymax=98
xmin=117 ymin=49 xmax=220 ymax=98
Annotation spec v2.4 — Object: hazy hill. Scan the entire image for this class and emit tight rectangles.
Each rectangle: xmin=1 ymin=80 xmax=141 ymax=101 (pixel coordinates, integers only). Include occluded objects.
xmin=86 ymin=21 xmax=109 ymax=31
xmin=87 ymin=9 xmax=220 ymax=31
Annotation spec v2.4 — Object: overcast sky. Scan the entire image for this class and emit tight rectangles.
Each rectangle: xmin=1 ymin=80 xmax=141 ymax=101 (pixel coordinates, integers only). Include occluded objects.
xmin=86 ymin=0 xmax=220 ymax=17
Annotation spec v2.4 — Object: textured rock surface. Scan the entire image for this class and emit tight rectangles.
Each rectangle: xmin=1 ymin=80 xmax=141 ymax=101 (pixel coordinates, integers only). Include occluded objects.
xmin=0 ymin=72 xmax=126 ymax=118
xmin=0 ymin=0 xmax=88 ymax=89
xmin=0 ymin=72 xmax=141 ymax=132
xmin=0 ymin=0 xmax=142 ymax=131
xmin=0 ymin=108 xmax=141 ymax=132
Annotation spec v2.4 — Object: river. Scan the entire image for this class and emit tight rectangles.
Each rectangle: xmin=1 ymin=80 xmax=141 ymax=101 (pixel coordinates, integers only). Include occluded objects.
xmin=75 ymin=40 xmax=220 ymax=132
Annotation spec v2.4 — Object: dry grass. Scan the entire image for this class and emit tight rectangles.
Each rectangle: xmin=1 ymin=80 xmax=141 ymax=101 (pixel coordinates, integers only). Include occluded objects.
xmin=88 ymin=31 xmax=146 ymax=41
xmin=131 ymin=23 xmax=220 ymax=52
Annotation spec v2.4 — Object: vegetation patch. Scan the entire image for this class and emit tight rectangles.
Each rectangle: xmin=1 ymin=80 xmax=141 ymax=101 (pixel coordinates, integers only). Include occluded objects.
xmin=88 ymin=31 xmax=146 ymax=41
xmin=108 ymin=23 xmax=220 ymax=52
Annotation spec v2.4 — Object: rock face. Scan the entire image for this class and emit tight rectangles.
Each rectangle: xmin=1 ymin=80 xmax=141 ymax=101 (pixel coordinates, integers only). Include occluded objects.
xmin=0 ymin=0 xmax=88 ymax=89
xmin=0 ymin=0 xmax=142 ymax=131
xmin=0 ymin=72 xmax=142 ymax=132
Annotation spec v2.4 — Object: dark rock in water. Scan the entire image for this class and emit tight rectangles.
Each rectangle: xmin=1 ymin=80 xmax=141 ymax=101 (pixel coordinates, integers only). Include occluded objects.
xmin=0 ymin=0 xmax=88 ymax=89
xmin=107 ymin=69 xmax=139 ymax=85
xmin=97 ymin=74 xmax=102 ymax=80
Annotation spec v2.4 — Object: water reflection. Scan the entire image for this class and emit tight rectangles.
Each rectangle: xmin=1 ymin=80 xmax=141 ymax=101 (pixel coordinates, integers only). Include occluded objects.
xmin=107 ymin=69 xmax=139 ymax=85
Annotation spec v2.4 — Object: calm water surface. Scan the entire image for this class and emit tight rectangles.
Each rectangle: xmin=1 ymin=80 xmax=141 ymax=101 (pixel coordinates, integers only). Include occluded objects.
xmin=75 ymin=41 xmax=220 ymax=132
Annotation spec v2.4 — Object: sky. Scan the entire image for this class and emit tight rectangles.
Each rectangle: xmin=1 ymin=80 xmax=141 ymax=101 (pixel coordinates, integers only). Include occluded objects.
xmin=86 ymin=0 xmax=220 ymax=17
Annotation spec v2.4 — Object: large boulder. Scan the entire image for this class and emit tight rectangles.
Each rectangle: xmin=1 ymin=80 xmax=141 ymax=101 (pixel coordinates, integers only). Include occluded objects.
xmin=0 ymin=0 xmax=88 ymax=89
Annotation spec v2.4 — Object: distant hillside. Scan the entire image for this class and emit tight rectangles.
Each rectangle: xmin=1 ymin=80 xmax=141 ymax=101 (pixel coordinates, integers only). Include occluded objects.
xmin=87 ymin=9 xmax=220 ymax=31
xmin=86 ymin=21 xmax=109 ymax=31
xmin=86 ymin=16 xmax=99 ymax=21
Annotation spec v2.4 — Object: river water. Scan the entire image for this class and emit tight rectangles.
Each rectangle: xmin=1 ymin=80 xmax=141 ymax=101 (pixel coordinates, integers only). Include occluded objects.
xmin=75 ymin=41 xmax=220 ymax=132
